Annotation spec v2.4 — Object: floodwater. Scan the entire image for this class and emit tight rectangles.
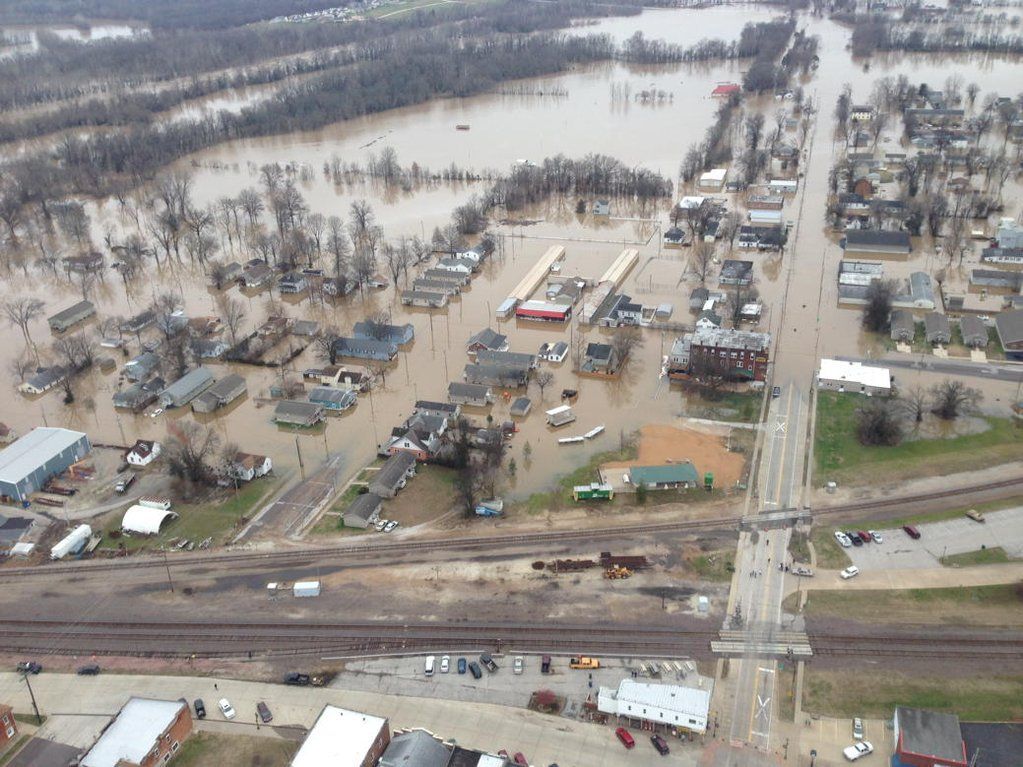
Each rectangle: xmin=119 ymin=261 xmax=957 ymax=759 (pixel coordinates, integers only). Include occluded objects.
xmin=0 ymin=23 xmax=147 ymax=57
xmin=3 ymin=5 xmax=1023 ymax=510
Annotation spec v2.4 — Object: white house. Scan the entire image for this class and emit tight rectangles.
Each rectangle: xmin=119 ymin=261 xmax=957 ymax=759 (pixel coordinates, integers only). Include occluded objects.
xmin=598 ymin=678 xmax=713 ymax=735
xmin=228 ymin=452 xmax=273 ymax=482
xmin=126 ymin=440 xmax=161 ymax=467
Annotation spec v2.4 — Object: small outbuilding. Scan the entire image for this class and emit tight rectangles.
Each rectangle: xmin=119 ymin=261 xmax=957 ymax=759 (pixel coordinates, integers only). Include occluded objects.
xmin=121 ymin=505 xmax=178 ymax=535
xmin=817 ymin=358 xmax=892 ymax=395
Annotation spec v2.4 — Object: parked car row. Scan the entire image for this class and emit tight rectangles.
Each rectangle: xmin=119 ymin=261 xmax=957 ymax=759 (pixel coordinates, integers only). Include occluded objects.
xmin=425 ymin=653 xmax=500 ymax=680
xmin=833 ymin=530 xmax=883 ymax=548
xmin=615 ymin=727 xmax=670 ymax=756
xmin=374 ymin=519 xmax=400 ymax=532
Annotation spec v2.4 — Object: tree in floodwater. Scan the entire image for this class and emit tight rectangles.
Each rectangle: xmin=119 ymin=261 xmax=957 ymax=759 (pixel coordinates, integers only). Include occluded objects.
xmin=930 ymin=379 xmax=981 ymax=420
xmin=861 ymin=279 xmax=895 ymax=334
xmin=2 ymin=296 xmax=46 ymax=353
xmin=855 ymin=400 xmax=903 ymax=447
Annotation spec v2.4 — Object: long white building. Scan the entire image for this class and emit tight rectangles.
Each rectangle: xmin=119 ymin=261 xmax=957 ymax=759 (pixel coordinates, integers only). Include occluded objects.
xmin=597 ymin=678 xmax=713 ymax=735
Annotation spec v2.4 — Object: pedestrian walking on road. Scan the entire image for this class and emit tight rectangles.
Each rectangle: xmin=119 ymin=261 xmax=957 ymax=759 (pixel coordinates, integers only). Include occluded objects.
xmin=214 ymin=683 xmax=218 ymax=691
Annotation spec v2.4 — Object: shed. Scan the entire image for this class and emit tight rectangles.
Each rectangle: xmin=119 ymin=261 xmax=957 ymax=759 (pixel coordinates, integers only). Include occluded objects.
xmin=121 ymin=505 xmax=178 ymax=535
xmin=369 ymin=452 xmax=417 ymax=498
xmin=510 ymin=397 xmax=532 ymax=417
xmin=628 ymin=464 xmax=699 ymax=490
xmin=344 ymin=493 xmax=383 ymax=529
xmin=924 ymin=312 xmax=951 ymax=345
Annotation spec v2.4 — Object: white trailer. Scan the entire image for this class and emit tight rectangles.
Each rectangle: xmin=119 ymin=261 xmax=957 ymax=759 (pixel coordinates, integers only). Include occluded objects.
xmin=138 ymin=496 xmax=173 ymax=511
xmin=293 ymin=580 xmax=321 ymax=598
xmin=50 ymin=524 xmax=92 ymax=560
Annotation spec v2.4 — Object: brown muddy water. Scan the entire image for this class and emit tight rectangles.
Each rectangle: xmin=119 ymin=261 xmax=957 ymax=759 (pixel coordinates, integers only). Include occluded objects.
xmin=4 ymin=6 xmax=1023 ymax=507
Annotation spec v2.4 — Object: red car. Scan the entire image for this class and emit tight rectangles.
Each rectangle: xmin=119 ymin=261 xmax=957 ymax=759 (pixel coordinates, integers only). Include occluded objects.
xmin=857 ymin=531 xmax=872 ymax=544
xmin=513 ymin=753 xmax=528 ymax=766
xmin=903 ymin=525 xmax=921 ymax=539
xmin=616 ymin=728 xmax=636 ymax=749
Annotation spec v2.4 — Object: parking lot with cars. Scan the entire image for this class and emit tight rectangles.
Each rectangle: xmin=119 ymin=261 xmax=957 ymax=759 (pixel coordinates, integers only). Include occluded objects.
xmin=332 ymin=653 xmax=706 ymax=712
xmin=839 ymin=507 xmax=1023 ymax=571
xmin=801 ymin=715 xmax=887 ymax=767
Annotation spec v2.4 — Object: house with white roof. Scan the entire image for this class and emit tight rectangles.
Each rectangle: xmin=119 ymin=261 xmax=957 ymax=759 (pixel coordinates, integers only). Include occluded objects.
xmin=290 ymin=705 xmax=390 ymax=767
xmin=81 ymin=697 xmax=192 ymax=767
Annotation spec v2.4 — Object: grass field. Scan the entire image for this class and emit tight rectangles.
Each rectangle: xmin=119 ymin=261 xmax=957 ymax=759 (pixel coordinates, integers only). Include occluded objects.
xmin=800 ymin=583 xmax=1023 ymax=627
xmin=941 ymin=546 xmax=1014 ymax=566
xmin=173 ymin=732 xmax=297 ymax=767
xmin=803 ymin=669 xmax=1023 ymax=720
xmin=813 ymin=392 xmax=1023 ymax=484
xmin=685 ymin=390 xmax=763 ymax=424
xmin=688 ymin=549 xmax=735 ymax=581
xmin=100 ymin=479 xmax=283 ymax=550
xmin=809 ymin=526 xmax=852 ymax=569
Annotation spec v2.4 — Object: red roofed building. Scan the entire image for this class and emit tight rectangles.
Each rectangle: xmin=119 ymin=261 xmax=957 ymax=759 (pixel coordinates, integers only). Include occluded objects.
xmin=712 ymin=83 xmax=740 ymax=97
xmin=515 ymin=301 xmax=572 ymax=323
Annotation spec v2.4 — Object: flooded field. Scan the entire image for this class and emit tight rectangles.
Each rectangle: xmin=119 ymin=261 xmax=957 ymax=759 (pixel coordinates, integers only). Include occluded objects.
xmin=3 ymin=4 xmax=1022 ymax=523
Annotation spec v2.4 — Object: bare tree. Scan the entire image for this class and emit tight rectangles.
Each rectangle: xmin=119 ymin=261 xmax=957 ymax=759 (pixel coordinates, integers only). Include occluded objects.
xmin=691 ymin=243 xmax=714 ymax=284
xmin=237 ymin=188 xmax=265 ymax=227
xmin=7 ymin=355 xmax=34 ymax=384
xmin=165 ymin=421 xmax=221 ymax=484
xmin=862 ymin=279 xmax=895 ymax=333
xmin=901 ymin=386 xmax=929 ymax=425
xmin=856 ymin=400 xmax=903 ymax=446
xmin=610 ymin=327 xmax=644 ymax=370
xmin=382 ymin=240 xmax=413 ymax=286
xmin=315 ymin=325 xmax=342 ymax=366
xmin=533 ymin=369 xmax=554 ymax=400
xmin=930 ymin=379 xmax=981 ymax=420
xmin=218 ymin=296 xmax=247 ymax=344
xmin=3 ymin=296 xmax=46 ymax=352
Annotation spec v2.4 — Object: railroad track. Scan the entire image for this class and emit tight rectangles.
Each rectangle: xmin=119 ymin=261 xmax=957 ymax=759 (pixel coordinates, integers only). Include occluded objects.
xmin=1 ymin=619 xmax=1020 ymax=660
xmin=5 ymin=473 xmax=1023 ymax=579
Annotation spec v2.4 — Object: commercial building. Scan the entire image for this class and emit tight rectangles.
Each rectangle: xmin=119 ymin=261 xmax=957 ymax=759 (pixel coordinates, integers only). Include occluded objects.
xmin=81 ymin=697 xmax=192 ymax=767
xmin=893 ymin=706 xmax=966 ymax=767
xmin=598 ymin=678 xmax=713 ymax=735
xmin=515 ymin=300 xmax=572 ymax=323
xmin=628 ymin=464 xmax=699 ymax=490
xmin=48 ymin=300 xmax=96 ymax=332
xmin=0 ymin=427 xmax=91 ymax=503
xmin=159 ymin=368 xmax=215 ymax=408
xmin=290 ymin=705 xmax=389 ymax=767
xmin=668 ymin=328 xmax=771 ymax=382
xmin=817 ymin=358 xmax=892 ymax=395
xmin=843 ymin=229 xmax=912 ymax=257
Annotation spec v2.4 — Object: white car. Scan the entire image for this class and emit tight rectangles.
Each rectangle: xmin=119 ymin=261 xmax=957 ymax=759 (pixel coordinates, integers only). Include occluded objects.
xmin=513 ymin=656 xmax=524 ymax=675
xmin=840 ymin=566 xmax=860 ymax=580
xmin=149 ymin=408 xmax=164 ymax=419
xmin=440 ymin=655 xmax=450 ymax=673
xmin=374 ymin=520 xmax=387 ymax=532
xmin=834 ymin=531 xmax=852 ymax=548
xmin=384 ymin=520 xmax=399 ymax=532
xmin=843 ymin=740 xmax=873 ymax=761
xmin=868 ymin=530 xmax=883 ymax=544
xmin=218 ymin=698 xmax=236 ymax=720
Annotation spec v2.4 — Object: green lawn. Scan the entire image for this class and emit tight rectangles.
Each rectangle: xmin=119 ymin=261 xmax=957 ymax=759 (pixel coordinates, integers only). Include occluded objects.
xmin=941 ymin=546 xmax=1013 ymax=566
xmin=803 ymin=670 xmax=1023 ymax=721
xmin=814 ymin=391 xmax=1023 ymax=484
xmin=100 ymin=478 xmax=283 ymax=550
xmin=689 ymin=550 xmax=735 ymax=581
xmin=685 ymin=390 xmax=763 ymax=424
xmin=800 ymin=584 xmax=1023 ymax=627
xmin=809 ymin=525 xmax=852 ymax=569
xmin=788 ymin=530 xmax=811 ymax=563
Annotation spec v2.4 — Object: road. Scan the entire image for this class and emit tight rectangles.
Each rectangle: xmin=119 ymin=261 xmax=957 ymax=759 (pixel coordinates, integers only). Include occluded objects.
xmin=234 ymin=455 xmax=344 ymax=542
xmin=837 ymin=354 xmax=1023 ymax=384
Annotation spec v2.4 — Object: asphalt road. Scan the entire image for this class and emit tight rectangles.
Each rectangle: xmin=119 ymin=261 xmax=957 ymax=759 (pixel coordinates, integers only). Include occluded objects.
xmin=837 ymin=355 xmax=1023 ymax=384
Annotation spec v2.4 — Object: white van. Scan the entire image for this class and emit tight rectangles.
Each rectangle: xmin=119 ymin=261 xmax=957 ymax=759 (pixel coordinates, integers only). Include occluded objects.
xmin=424 ymin=655 xmax=436 ymax=676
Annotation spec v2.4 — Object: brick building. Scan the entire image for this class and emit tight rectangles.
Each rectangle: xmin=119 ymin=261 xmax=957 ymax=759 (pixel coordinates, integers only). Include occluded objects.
xmin=81 ymin=697 xmax=192 ymax=767
xmin=0 ymin=704 xmax=17 ymax=748
xmin=668 ymin=328 xmax=771 ymax=382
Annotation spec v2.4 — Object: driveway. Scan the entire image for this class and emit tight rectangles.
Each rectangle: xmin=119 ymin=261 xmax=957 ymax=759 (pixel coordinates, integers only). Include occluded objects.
xmin=845 ymin=507 xmax=1023 ymax=571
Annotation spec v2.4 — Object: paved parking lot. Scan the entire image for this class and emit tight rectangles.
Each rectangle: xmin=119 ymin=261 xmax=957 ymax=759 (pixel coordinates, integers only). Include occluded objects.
xmin=844 ymin=507 xmax=1023 ymax=571
xmin=333 ymin=654 xmax=705 ymax=711
xmin=800 ymin=716 xmax=889 ymax=767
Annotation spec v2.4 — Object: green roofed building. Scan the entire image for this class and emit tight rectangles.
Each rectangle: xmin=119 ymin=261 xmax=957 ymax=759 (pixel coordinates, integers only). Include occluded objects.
xmin=628 ymin=464 xmax=699 ymax=490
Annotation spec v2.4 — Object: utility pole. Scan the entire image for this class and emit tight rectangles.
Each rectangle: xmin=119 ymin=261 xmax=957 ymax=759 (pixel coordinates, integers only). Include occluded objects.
xmin=295 ymin=437 xmax=304 ymax=478
xmin=22 ymin=671 xmax=42 ymax=724
xmin=163 ymin=550 xmax=174 ymax=593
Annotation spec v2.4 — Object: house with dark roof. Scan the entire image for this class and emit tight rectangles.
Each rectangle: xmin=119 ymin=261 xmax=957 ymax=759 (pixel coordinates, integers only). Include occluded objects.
xmin=958 ymin=316 xmax=989 ymax=348
xmin=278 ymin=272 xmax=307 ymax=294
xmin=308 ymin=386 xmax=357 ymax=411
xmin=510 ymin=396 xmax=532 ymax=417
xmin=719 ymin=260 xmax=754 ymax=286
xmin=923 ymin=312 xmax=951 ymax=345
xmin=353 ymin=321 xmax=415 ymax=346
xmin=379 ymin=730 xmax=451 ymax=767
xmin=414 ymin=400 xmax=460 ymax=420
xmin=994 ymin=309 xmax=1023 ymax=360
xmin=18 ymin=366 xmax=68 ymax=395
xmin=579 ymin=343 xmax=617 ymax=374
xmin=369 ymin=451 xmax=417 ymax=498
xmin=113 ymin=378 xmax=164 ymax=411
xmin=192 ymin=374 xmax=247 ymax=414
xmin=120 ymin=309 xmax=156 ymax=335
xmin=843 ymin=229 xmax=912 ymax=256
xmin=475 ymin=349 xmax=538 ymax=370
xmin=344 ymin=492 xmax=382 ymax=529
xmin=466 ymin=328 xmax=508 ymax=355
xmin=48 ymin=300 xmax=96 ymax=332
xmin=689 ymin=287 xmax=710 ymax=312
xmin=273 ymin=400 xmax=324 ymax=427
xmin=664 ymin=227 xmax=687 ymax=247
xmin=960 ymin=722 xmax=1023 ymax=767
xmin=894 ymin=706 xmax=966 ymax=767
xmin=124 ymin=351 xmax=161 ymax=382
xmin=464 ymin=363 xmax=529 ymax=389
xmin=890 ymin=309 xmax=916 ymax=343
xmin=382 ymin=412 xmax=448 ymax=461
xmin=241 ymin=261 xmax=273 ymax=288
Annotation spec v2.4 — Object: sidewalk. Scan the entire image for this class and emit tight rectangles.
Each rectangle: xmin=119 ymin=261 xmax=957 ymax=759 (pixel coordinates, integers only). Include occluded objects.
xmin=0 ymin=672 xmax=700 ymax=767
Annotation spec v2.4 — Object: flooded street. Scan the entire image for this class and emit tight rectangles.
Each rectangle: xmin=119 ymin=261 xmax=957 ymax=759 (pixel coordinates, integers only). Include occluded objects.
xmin=3 ymin=4 xmax=1022 ymax=508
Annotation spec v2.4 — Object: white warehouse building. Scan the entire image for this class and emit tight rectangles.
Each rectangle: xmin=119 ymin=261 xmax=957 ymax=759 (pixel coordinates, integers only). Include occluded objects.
xmin=817 ymin=358 xmax=892 ymax=396
xmin=597 ymin=678 xmax=713 ymax=735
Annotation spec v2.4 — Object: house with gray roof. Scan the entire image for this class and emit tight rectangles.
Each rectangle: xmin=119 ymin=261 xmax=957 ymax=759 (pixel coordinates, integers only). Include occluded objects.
xmin=474 ymin=349 xmax=538 ymax=369
xmin=994 ymin=309 xmax=1023 ymax=360
xmin=892 ymin=272 xmax=936 ymax=310
xmin=192 ymin=373 xmax=246 ymax=414
xmin=333 ymin=336 xmax=398 ymax=362
xmin=308 ymin=386 xmax=358 ymax=411
xmin=400 ymin=290 xmax=449 ymax=308
xmin=958 ymin=316 xmax=989 ymax=348
xmin=379 ymin=730 xmax=451 ymax=767
xmin=464 ymin=363 xmax=529 ymax=389
xmin=353 ymin=321 xmax=415 ymax=346
xmin=124 ymin=351 xmax=161 ymax=382
xmin=843 ymin=229 xmax=912 ymax=256
xmin=466 ymin=328 xmax=508 ymax=355
xmin=369 ymin=452 xmax=417 ymax=498
xmin=344 ymin=492 xmax=382 ymax=529
xmin=889 ymin=309 xmax=916 ymax=343
xmin=48 ymin=300 xmax=96 ymax=332
xmin=448 ymin=382 xmax=493 ymax=407
xmin=18 ymin=366 xmax=68 ymax=395
xmin=923 ymin=312 xmax=951 ymax=345
xmin=159 ymin=368 xmax=215 ymax=408
xmin=273 ymin=400 xmax=324 ymax=427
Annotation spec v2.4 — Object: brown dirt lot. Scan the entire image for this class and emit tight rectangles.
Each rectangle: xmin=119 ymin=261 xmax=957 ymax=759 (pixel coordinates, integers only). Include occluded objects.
xmin=602 ymin=424 xmax=745 ymax=487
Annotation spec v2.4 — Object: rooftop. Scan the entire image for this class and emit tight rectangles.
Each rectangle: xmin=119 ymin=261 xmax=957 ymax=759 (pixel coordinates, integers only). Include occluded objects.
xmin=896 ymin=706 xmax=965 ymax=763
xmin=818 ymin=358 xmax=891 ymax=390
xmin=629 ymin=463 xmax=700 ymax=485
xmin=0 ymin=428 xmax=88 ymax=484
xmin=601 ymin=678 xmax=712 ymax=718
xmin=291 ymin=705 xmax=387 ymax=767
xmin=81 ymin=698 xmax=185 ymax=767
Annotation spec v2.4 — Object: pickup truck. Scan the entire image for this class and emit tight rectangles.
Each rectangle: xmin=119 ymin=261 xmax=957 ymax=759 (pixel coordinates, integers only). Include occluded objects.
xmin=115 ymin=474 xmax=136 ymax=494
xmin=569 ymin=656 xmax=600 ymax=669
